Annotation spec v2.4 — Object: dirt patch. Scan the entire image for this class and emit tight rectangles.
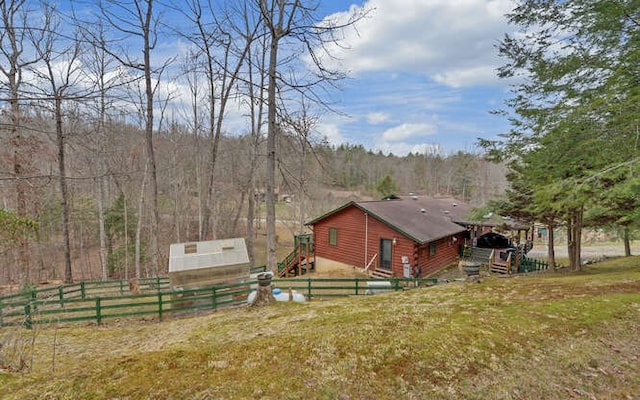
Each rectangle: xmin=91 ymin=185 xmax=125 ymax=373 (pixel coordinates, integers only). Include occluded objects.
xmin=304 ymin=262 xmax=370 ymax=279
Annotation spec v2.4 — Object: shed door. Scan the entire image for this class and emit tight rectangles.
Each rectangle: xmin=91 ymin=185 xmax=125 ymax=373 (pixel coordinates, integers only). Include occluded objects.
xmin=380 ymin=239 xmax=392 ymax=270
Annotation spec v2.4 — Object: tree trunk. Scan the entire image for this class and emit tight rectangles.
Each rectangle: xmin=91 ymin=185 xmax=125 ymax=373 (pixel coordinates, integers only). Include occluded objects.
xmin=199 ymin=83 xmax=217 ymax=241
xmin=247 ymin=185 xmax=256 ymax=267
xmin=546 ymin=224 xmax=556 ymax=271
xmin=11 ymin=92 xmax=28 ymax=285
xmin=135 ymin=169 xmax=147 ymax=279
xmin=566 ymin=207 xmax=583 ymax=271
xmin=265 ymin=3 xmax=284 ymax=273
xmin=245 ymin=25 xmax=267 ymax=269
xmin=623 ymin=226 xmax=631 ymax=257
xmin=172 ymin=179 xmax=181 ymax=243
xmin=97 ymin=174 xmax=108 ymax=280
xmin=2 ymin=11 xmax=30 ymax=284
xmin=250 ymin=274 xmax=275 ymax=307
xmin=55 ymin=96 xmax=73 ymax=284
xmin=139 ymin=0 xmax=160 ymax=277
xmin=266 ymin=48 xmax=278 ymax=273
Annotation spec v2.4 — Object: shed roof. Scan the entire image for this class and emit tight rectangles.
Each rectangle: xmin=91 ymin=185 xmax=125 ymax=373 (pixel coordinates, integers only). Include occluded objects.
xmin=307 ymin=196 xmax=469 ymax=244
xmin=169 ymin=238 xmax=249 ymax=273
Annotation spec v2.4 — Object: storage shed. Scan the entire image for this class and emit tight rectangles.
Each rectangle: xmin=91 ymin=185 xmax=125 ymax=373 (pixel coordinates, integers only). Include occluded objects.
xmin=168 ymin=238 xmax=250 ymax=290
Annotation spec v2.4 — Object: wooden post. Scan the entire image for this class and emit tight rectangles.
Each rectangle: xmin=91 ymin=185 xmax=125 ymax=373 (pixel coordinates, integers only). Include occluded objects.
xmin=58 ymin=286 xmax=64 ymax=306
xmin=96 ymin=297 xmax=102 ymax=325
xmin=24 ymin=303 xmax=32 ymax=330
xmin=158 ymin=292 xmax=163 ymax=321
xmin=297 ymin=241 xmax=301 ymax=276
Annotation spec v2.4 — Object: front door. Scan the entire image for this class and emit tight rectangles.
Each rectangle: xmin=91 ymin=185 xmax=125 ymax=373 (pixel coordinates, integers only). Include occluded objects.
xmin=380 ymin=238 xmax=392 ymax=270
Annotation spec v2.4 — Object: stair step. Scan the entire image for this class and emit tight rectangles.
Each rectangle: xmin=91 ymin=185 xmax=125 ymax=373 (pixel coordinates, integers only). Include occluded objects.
xmin=490 ymin=264 xmax=510 ymax=274
xmin=370 ymin=268 xmax=393 ymax=279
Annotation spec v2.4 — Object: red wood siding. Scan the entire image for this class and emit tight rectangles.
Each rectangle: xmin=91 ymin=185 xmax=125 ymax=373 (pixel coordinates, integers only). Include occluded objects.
xmin=415 ymin=235 xmax=462 ymax=277
xmin=313 ymin=205 xmax=394 ymax=270
xmin=312 ymin=205 xmax=462 ymax=277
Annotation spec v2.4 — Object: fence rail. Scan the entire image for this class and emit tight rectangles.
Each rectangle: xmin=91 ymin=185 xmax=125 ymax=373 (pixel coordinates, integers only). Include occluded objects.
xmin=0 ymin=276 xmax=437 ymax=328
xmin=518 ymin=256 xmax=550 ymax=273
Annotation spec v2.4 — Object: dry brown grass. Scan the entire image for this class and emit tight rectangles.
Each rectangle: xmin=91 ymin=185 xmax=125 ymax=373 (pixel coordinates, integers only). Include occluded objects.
xmin=1 ymin=257 xmax=639 ymax=399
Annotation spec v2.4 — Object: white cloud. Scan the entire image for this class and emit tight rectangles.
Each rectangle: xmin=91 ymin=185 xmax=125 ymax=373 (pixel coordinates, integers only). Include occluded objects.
xmin=380 ymin=123 xmax=436 ymax=142
xmin=366 ymin=111 xmax=390 ymax=124
xmin=316 ymin=123 xmax=346 ymax=146
xmin=433 ymin=65 xmax=500 ymax=88
xmin=375 ymin=141 xmax=445 ymax=157
xmin=322 ymin=0 xmax=514 ymax=87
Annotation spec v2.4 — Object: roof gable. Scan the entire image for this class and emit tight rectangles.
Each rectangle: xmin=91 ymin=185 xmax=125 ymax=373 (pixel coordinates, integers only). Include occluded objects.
xmin=307 ymin=197 xmax=467 ymax=244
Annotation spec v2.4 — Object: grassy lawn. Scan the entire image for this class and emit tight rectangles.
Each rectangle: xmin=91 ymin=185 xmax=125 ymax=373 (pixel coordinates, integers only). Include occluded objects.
xmin=1 ymin=257 xmax=639 ymax=399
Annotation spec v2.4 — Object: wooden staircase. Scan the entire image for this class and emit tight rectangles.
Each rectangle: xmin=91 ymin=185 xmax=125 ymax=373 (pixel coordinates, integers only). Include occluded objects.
xmin=278 ymin=255 xmax=314 ymax=277
xmin=370 ymin=268 xmax=393 ymax=279
xmin=277 ymin=234 xmax=315 ymax=277
xmin=490 ymin=249 xmax=511 ymax=274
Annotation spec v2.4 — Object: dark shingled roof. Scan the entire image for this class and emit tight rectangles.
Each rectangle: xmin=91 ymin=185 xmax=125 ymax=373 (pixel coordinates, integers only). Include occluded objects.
xmin=307 ymin=195 xmax=469 ymax=245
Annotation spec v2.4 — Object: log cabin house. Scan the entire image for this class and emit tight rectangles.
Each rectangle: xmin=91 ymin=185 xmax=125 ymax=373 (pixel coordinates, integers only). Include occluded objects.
xmin=306 ymin=195 xmax=479 ymax=278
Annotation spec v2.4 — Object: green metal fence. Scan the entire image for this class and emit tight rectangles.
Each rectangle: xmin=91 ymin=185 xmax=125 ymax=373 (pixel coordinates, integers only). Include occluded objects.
xmin=518 ymin=256 xmax=550 ymax=273
xmin=0 ymin=276 xmax=437 ymax=328
xmin=0 ymin=277 xmax=170 ymax=304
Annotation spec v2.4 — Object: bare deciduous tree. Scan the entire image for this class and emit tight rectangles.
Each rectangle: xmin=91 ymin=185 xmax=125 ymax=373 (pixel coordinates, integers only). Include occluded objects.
xmin=0 ymin=0 xmax=43 ymax=285
xmin=27 ymin=4 xmax=86 ymax=283
xmin=97 ymin=0 xmax=172 ymax=275
xmin=257 ymin=0 xmax=364 ymax=271
xmin=176 ymin=0 xmax=258 ymax=241
xmin=78 ymin=19 xmax=120 ymax=280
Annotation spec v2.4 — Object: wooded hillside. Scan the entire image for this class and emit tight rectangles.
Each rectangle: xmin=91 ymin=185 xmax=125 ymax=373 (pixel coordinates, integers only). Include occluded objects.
xmin=0 ymin=112 xmax=507 ymax=286
xmin=0 ymin=1 xmax=514 ymax=287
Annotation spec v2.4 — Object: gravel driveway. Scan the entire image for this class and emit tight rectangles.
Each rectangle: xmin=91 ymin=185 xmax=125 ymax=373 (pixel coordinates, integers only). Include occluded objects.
xmin=527 ymin=243 xmax=639 ymax=260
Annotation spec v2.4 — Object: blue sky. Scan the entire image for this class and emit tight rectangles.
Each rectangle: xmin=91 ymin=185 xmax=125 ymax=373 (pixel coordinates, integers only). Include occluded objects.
xmin=309 ymin=0 xmax=516 ymax=156
xmin=18 ymin=0 xmax=517 ymax=157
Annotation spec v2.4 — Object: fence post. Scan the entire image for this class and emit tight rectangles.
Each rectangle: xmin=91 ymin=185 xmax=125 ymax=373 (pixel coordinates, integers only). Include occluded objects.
xmin=120 ymin=280 xmax=124 ymax=294
xmin=393 ymin=278 xmax=400 ymax=291
xmin=307 ymin=278 xmax=312 ymax=299
xmin=355 ymin=278 xmax=360 ymax=295
xmin=96 ymin=297 xmax=102 ymax=325
xmin=81 ymin=282 xmax=86 ymax=299
xmin=158 ymin=292 xmax=163 ymax=321
xmin=24 ymin=303 xmax=32 ymax=330
xmin=30 ymin=290 xmax=37 ymax=312
xmin=156 ymin=277 xmax=161 ymax=292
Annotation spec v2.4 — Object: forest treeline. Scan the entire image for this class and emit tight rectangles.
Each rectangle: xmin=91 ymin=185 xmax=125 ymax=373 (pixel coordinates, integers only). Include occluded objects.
xmin=0 ymin=108 xmax=505 ymax=286
xmin=0 ymin=1 xmax=511 ymax=287
xmin=3 ymin=0 xmax=637 ymax=287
